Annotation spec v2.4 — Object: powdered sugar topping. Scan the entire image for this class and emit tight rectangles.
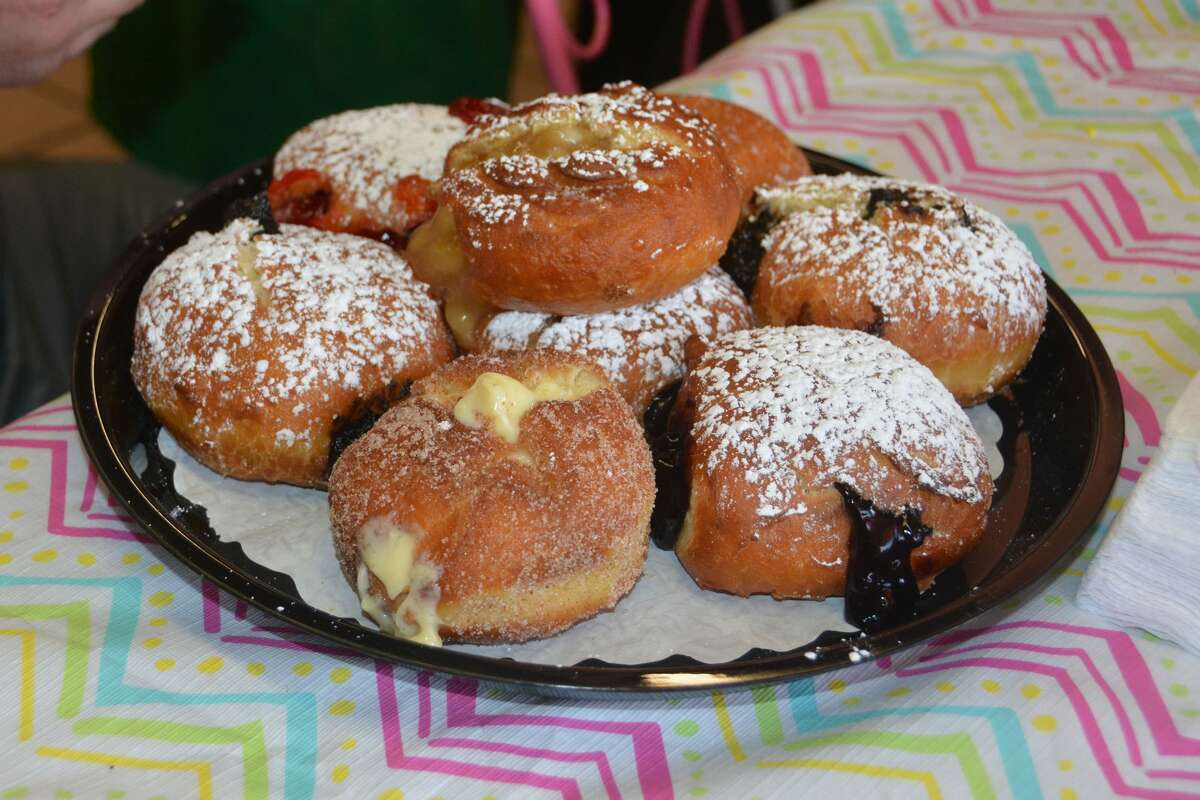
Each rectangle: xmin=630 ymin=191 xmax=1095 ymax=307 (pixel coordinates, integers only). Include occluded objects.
xmin=274 ymin=104 xmax=467 ymax=218
xmin=481 ymin=267 xmax=752 ymax=408
xmin=758 ymin=175 xmax=1047 ymax=344
xmin=688 ymin=326 xmax=988 ymax=517
xmin=133 ymin=219 xmax=446 ymax=443
xmin=445 ymin=83 xmax=717 ymax=232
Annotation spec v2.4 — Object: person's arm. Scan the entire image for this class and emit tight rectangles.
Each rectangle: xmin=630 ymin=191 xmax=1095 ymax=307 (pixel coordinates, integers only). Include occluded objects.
xmin=0 ymin=0 xmax=142 ymax=87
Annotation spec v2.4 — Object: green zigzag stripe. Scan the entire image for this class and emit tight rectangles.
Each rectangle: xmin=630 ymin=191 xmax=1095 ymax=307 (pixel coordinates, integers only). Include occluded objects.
xmin=752 ymin=686 xmax=785 ymax=746
xmin=1078 ymin=303 xmax=1200 ymax=357
xmin=721 ymin=686 xmax=1000 ymax=798
xmin=781 ymin=730 xmax=996 ymax=800
xmin=73 ymin=716 xmax=268 ymax=800
xmin=0 ymin=603 xmax=90 ymax=719
xmin=795 ymin=8 xmax=1200 ymax=186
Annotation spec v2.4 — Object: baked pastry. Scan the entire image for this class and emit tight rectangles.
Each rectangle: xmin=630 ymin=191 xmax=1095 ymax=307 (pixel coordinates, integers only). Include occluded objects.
xmin=269 ymin=104 xmax=468 ymax=246
xmin=405 ymin=81 xmax=742 ymax=347
xmin=672 ymin=326 xmax=993 ymax=604
xmin=132 ymin=218 xmax=455 ymax=487
xmin=671 ymin=94 xmax=810 ymax=203
xmin=476 ymin=267 xmax=753 ymax=415
xmin=750 ymin=175 xmax=1048 ymax=405
xmin=328 ymin=350 xmax=655 ymax=645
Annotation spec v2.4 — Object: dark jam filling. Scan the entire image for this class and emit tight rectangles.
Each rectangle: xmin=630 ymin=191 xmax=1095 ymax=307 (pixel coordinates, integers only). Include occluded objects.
xmin=862 ymin=186 xmax=919 ymax=220
xmin=223 ymin=191 xmax=280 ymax=234
xmin=643 ymin=381 xmax=689 ymax=550
xmin=837 ymin=482 xmax=931 ymax=633
xmin=718 ymin=209 xmax=776 ymax=297
xmin=325 ymin=381 xmax=412 ymax=479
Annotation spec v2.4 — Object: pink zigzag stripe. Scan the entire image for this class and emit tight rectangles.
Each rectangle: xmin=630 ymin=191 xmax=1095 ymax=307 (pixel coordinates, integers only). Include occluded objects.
xmin=223 ymin=633 xmax=638 ymax=796
xmin=80 ymin=464 xmax=99 ymax=514
xmin=705 ymin=60 xmax=939 ymax=180
xmin=898 ymin=656 xmax=1200 ymax=799
xmin=942 ymin=0 xmax=1117 ymax=74
xmin=725 ymin=47 xmax=1200 ymax=261
xmin=960 ymin=174 xmax=1200 ymax=252
xmin=1116 ymin=370 xmax=1161 ymax=484
xmin=1116 ymin=371 xmax=1163 ymax=448
xmin=0 ymin=437 xmax=146 ymax=542
xmin=920 ymin=641 xmax=1145 ymax=766
xmin=973 ymin=1 xmax=1135 ymax=70
xmin=945 ymin=183 xmax=1199 ymax=270
xmin=720 ymin=44 xmax=1200 ymax=250
xmin=375 ymin=663 xmax=585 ymax=799
xmin=704 ymin=55 xmax=950 ymax=175
xmin=202 ymin=580 xmax=222 ymax=634
xmin=430 ymin=737 xmax=623 ymax=800
xmin=444 ymin=677 xmax=674 ymax=800
xmin=933 ymin=621 xmax=1200 ymax=756
xmin=931 ymin=0 xmax=1112 ymax=77
xmin=417 ymin=672 xmax=623 ymax=800
xmin=1111 ymin=73 xmax=1200 ymax=95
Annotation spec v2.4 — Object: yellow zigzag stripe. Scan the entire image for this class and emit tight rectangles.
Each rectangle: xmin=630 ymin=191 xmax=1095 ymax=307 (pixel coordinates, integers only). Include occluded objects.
xmin=711 ymin=691 xmax=747 ymax=762
xmin=776 ymin=8 xmax=1200 ymax=196
xmin=1028 ymin=128 xmax=1200 ymax=201
xmin=35 ymin=746 xmax=214 ymax=800
xmin=0 ymin=603 xmax=89 ymax=720
xmin=778 ymin=14 xmax=1015 ymax=128
xmin=0 ymin=628 xmax=35 ymax=741
xmin=759 ymin=758 xmax=943 ymax=799
xmin=1092 ymin=323 xmax=1198 ymax=376
xmin=1136 ymin=0 xmax=1170 ymax=35
xmin=1081 ymin=303 xmax=1200 ymax=357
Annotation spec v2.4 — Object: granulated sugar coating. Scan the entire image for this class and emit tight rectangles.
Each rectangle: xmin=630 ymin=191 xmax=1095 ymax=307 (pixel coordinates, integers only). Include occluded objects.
xmin=327 ymin=351 xmax=655 ymax=644
xmin=687 ymin=326 xmax=989 ymax=518
xmin=274 ymin=104 xmax=467 ymax=220
xmin=479 ymin=267 xmax=753 ymax=412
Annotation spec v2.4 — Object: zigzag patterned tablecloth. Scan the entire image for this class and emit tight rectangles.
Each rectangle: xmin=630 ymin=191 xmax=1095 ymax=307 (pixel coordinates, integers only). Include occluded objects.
xmin=3 ymin=1 xmax=1199 ymax=797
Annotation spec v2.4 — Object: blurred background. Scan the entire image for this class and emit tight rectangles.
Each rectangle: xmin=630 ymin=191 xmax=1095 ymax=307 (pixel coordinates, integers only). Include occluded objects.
xmin=0 ymin=0 xmax=809 ymax=424
xmin=0 ymin=0 xmax=803 ymax=180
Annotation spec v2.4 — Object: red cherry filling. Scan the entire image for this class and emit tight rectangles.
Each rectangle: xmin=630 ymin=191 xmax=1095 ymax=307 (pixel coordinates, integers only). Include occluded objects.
xmin=448 ymin=96 xmax=512 ymax=125
xmin=267 ymin=169 xmax=333 ymax=225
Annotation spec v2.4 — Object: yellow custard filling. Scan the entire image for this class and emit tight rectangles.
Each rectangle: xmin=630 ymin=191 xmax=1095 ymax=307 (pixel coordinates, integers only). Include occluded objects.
xmin=356 ymin=522 xmax=443 ymax=647
xmin=451 ymin=369 xmax=602 ymax=443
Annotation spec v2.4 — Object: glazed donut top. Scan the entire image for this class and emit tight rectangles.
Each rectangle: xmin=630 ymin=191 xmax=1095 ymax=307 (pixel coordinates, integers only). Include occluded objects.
xmin=479 ymin=267 xmax=751 ymax=407
xmin=134 ymin=218 xmax=446 ymax=444
xmin=756 ymin=175 xmax=1047 ymax=348
xmin=684 ymin=326 xmax=989 ymax=519
xmin=273 ymin=104 xmax=467 ymax=220
xmin=441 ymin=80 xmax=727 ymax=234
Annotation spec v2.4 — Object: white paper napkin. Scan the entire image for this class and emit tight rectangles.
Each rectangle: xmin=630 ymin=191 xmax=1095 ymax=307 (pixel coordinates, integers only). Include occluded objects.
xmin=1078 ymin=373 xmax=1200 ymax=652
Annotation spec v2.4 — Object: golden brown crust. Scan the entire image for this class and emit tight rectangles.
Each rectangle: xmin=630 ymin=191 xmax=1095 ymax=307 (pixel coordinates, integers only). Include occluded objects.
xmin=407 ymin=82 xmax=742 ymax=316
xmin=672 ymin=327 xmax=992 ymax=600
xmin=752 ymin=175 xmax=1047 ymax=405
xmin=131 ymin=219 xmax=455 ymax=487
xmin=475 ymin=267 xmax=753 ymax=415
xmin=671 ymin=94 xmax=811 ymax=203
xmin=327 ymin=350 xmax=655 ymax=644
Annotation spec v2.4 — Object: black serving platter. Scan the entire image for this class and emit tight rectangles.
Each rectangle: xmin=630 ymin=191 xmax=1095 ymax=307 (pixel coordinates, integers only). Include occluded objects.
xmin=72 ymin=150 xmax=1123 ymax=694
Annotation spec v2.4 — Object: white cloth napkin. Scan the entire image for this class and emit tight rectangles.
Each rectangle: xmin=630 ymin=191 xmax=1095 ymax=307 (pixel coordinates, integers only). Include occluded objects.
xmin=1078 ymin=373 xmax=1200 ymax=653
